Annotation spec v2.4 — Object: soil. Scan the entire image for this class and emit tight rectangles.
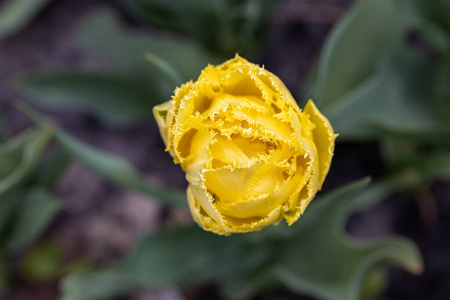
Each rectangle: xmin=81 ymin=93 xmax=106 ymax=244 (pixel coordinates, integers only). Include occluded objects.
xmin=0 ymin=0 xmax=449 ymax=299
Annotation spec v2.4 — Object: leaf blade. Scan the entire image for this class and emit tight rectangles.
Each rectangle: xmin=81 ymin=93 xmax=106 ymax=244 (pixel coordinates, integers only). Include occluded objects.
xmin=18 ymin=103 xmax=186 ymax=206
xmin=0 ymin=0 xmax=53 ymax=38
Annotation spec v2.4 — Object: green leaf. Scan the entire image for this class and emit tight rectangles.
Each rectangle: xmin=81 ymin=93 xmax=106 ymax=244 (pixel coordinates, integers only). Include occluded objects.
xmin=120 ymin=0 xmax=223 ymax=42
xmin=54 ymin=130 xmax=186 ymax=206
xmin=19 ymin=103 xmax=186 ymax=206
xmin=359 ymin=269 xmax=387 ymax=300
xmin=415 ymin=150 xmax=450 ymax=181
xmin=75 ymin=8 xmax=222 ymax=80
xmin=119 ymin=0 xmax=227 ymax=54
xmin=309 ymin=0 xmax=404 ymax=108
xmin=59 ymin=180 xmax=422 ymax=300
xmin=323 ymin=47 xmax=450 ymax=141
xmin=145 ymin=53 xmax=186 ymax=87
xmin=0 ymin=127 xmax=52 ymax=196
xmin=61 ymin=269 xmax=142 ymax=300
xmin=380 ymin=137 xmax=450 ymax=187
xmin=0 ymin=189 xmax=22 ymax=239
xmin=220 ymin=270 xmax=277 ymax=300
xmin=34 ymin=147 xmax=71 ymax=189
xmin=61 ymin=225 xmax=269 ymax=300
xmin=407 ymin=0 xmax=450 ymax=66
xmin=18 ymin=8 xmax=222 ymax=127
xmin=120 ymin=226 xmax=268 ymax=286
xmin=6 ymin=187 xmax=62 ymax=251
xmin=350 ymin=174 xmax=409 ymax=209
xmin=120 ymin=0 xmax=276 ymax=55
xmin=18 ymin=72 xmax=157 ymax=127
xmin=274 ymin=179 xmax=422 ymax=300
xmin=309 ymin=0 xmax=450 ymax=142
xmin=0 ymin=0 xmax=53 ymax=38
xmin=399 ymin=0 xmax=450 ymax=36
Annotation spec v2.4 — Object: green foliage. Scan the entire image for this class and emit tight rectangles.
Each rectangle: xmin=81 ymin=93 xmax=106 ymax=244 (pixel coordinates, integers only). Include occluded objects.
xmin=0 ymin=0 xmax=53 ymax=38
xmin=380 ymin=136 xmax=450 ymax=188
xmin=60 ymin=179 xmax=422 ymax=300
xmin=273 ymin=180 xmax=421 ymax=300
xmin=19 ymin=103 xmax=186 ymax=206
xmin=309 ymin=0 xmax=450 ymax=143
xmin=17 ymin=1 xmax=276 ymax=127
xmin=308 ymin=0 xmax=450 ymax=201
xmin=0 ymin=128 xmax=54 ymax=241
xmin=144 ymin=53 xmax=186 ymax=87
xmin=0 ymin=128 xmax=52 ymax=195
xmin=309 ymin=0 xmax=404 ymax=110
xmin=34 ymin=148 xmax=71 ymax=189
xmin=0 ymin=126 xmax=66 ymax=288
xmin=18 ymin=72 xmax=158 ymax=127
xmin=120 ymin=0 xmax=277 ymax=56
xmin=18 ymin=8 xmax=223 ymax=128
xmin=75 ymin=9 xmax=222 ymax=80
xmin=5 ymin=188 xmax=61 ymax=251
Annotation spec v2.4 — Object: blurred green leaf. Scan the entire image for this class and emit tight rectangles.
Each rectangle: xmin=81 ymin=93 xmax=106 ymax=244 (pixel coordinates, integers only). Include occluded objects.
xmin=0 ymin=0 xmax=52 ymax=38
xmin=120 ymin=226 xmax=268 ymax=286
xmin=60 ymin=179 xmax=422 ymax=300
xmin=21 ymin=242 xmax=63 ymax=281
xmin=19 ymin=103 xmax=186 ymax=206
xmin=61 ymin=269 xmax=142 ymax=300
xmin=0 ymin=189 xmax=22 ymax=238
xmin=380 ymin=137 xmax=450 ymax=189
xmin=0 ymin=129 xmax=39 ymax=178
xmin=350 ymin=174 xmax=408 ymax=209
xmin=6 ymin=187 xmax=62 ymax=251
xmin=399 ymin=0 xmax=450 ymax=36
xmin=18 ymin=8 xmax=222 ymax=127
xmin=310 ymin=0 xmax=404 ymax=108
xmin=220 ymin=270 xmax=276 ymax=300
xmin=18 ymin=72 xmax=157 ymax=127
xmin=77 ymin=8 xmax=223 ymax=79
xmin=145 ymin=53 xmax=186 ymax=87
xmin=380 ymin=137 xmax=421 ymax=169
xmin=359 ymin=269 xmax=387 ymax=300
xmin=120 ymin=0 xmax=223 ymax=45
xmin=34 ymin=148 xmax=70 ymax=189
xmin=323 ymin=46 xmax=450 ymax=141
xmin=274 ymin=179 xmax=422 ymax=300
xmin=310 ymin=0 xmax=450 ymax=142
xmin=0 ymin=127 xmax=52 ymax=196
xmin=54 ymin=130 xmax=186 ymax=206
xmin=61 ymin=225 xmax=269 ymax=300
xmin=417 ymin=150 xmax=450 ymax=180
xmin=120 ymin=0 xmax=276 ymax=56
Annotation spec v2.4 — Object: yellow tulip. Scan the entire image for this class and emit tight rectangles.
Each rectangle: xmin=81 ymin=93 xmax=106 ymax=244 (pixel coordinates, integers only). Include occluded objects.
xmin=153 ymin=55 xmax=336 ymax=235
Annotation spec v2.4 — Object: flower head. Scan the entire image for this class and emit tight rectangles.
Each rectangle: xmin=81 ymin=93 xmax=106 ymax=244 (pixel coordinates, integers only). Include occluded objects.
xmin=154 ymin=55 xmax=336 ymax=235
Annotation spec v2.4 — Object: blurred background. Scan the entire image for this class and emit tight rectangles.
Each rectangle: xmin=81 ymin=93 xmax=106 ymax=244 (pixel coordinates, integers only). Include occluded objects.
xmin=0 ymin=0 xmax=449 ymax=299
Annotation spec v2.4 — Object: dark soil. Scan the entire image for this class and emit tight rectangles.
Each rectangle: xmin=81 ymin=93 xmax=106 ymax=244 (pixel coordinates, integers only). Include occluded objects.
xmin=1 ymin=0 xmax=449 ymax=299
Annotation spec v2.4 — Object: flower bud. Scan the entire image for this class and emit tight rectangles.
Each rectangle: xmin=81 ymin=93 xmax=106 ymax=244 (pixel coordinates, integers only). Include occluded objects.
xmin=154 ymin=55 xmax=336 ymax=235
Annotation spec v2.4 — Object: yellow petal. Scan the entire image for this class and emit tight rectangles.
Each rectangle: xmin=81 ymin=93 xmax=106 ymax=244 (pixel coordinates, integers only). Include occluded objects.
xmin=152 ymin=100 xmax=173 ymax=147
xmin=304 ymin=99 xmax=337 ymax=189
xmin=155 ymin=55 xmax=336 ymax=235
